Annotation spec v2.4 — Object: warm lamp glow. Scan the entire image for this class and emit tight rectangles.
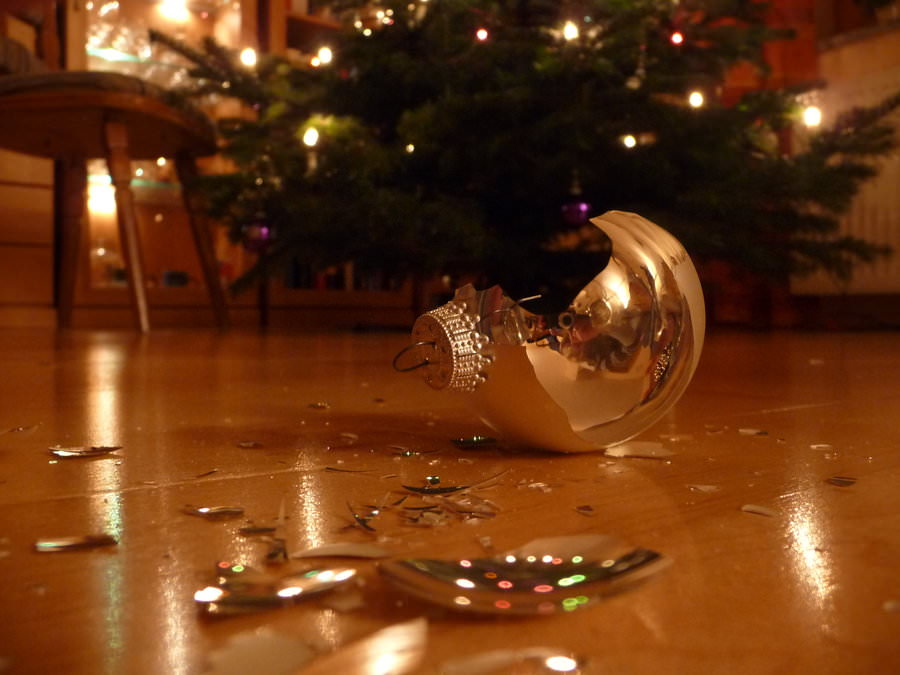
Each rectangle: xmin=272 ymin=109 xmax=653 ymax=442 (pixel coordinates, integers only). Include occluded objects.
xmin=88 ymin=184 xmax=117 ymax=214
xmin=688 ymin=91 xmax=704 ymax=108
xmin=803 ymin=105 xmax=822 ymax=127
xmin=317 ymin=46 xmax=333 ymax=64
xmin=302 ymin=127 xmax=319 ymax=147
xmin=476 ymin=28 xmax=489 ymax=41
xmin=239 ymin=47 xmax=257 ymax=67
xmin=563 ymin=21 xmax=579 ymax=41
xmin=405 ymin=143 xmax=415 ymax=153
xmin=622 ymin=134 xmax=637 ymax=149
xmin=158 ymin=0 xmax=189 ymax=22
xmin=670 ymin=31 xmax=684 ymax=45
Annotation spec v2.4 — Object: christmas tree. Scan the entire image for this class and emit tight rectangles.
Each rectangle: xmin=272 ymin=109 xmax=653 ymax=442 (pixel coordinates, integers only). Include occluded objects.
xmin=151 ymin=0 xmax=900 ymax=311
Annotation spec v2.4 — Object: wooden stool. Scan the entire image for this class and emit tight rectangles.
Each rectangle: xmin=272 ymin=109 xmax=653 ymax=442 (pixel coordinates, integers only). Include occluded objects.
xmin=0 ymin=70 xmax=229 ymax=332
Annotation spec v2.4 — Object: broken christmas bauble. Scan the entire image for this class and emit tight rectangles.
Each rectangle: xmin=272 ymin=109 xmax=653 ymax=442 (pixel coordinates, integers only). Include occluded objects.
xmin=396 ymin=211 xmax=705 ymax=452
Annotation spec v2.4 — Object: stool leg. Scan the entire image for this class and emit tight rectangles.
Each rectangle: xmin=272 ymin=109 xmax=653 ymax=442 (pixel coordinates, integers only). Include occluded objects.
xmin=175 ymin=154 xmax=229 ymax=330
xmin=103 ymin=118 xmax=150 ymax=333
xmin=57 ymin=157 xmax=87 ymax=330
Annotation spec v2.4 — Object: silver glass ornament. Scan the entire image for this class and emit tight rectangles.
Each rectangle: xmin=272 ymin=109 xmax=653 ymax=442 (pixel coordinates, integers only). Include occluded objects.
xmin=397 ymin=211 xmax=705 ymax=452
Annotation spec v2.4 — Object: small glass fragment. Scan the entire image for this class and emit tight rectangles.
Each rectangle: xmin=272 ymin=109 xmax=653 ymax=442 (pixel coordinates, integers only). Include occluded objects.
xmin=379 ymin=534 xmax=667 ymax=615
xmin=195 ymin=469 xmax=218 ymax=478
xmin=440 ymin=647 xmax=584 ymax=675
xmin=339 ymin=432 xmax=359 ymax=443
xmin=604 ymin=441 xmax=674 ymax=459
xmin=810 ymin=443 xmax=833 ymax=451
xmin=308 ymin=402 xmax=330 ymax=410
xmin=687 ymin=484 xmax=721 ymax=493
xmin=239 ymin=525 xmax=277 ymax=535
xmin=426 ymin=475 xmax=441 ymax=485
xmin=738 ymin=428 xmax=768 ymax=436
xmin=825 ymin=476 xmax=856 ymax=487
xmin=205 ymin=627 xmax=315 ymax=675
xmin=194 ymin=563 xmax=358 ymax=616
xmin=48 ymin=445 xmax=121 ymax=458
xmin=347 ymin=502 xmax=378 ymax=532
xmin=325 ymin=466 xmax=372 ymax=473
xmin=291 ymin=543 xmax=390 ymax=559
xmin=236 ymin=441 xmax=263 ymax=449
xmin=575 ymin=505 xmax=596 ymax=516
xmin=402 ymin=483 xmax=470 ymax=495
xmin=1 ymin=423 xmax=39 ymax=436
xmin=34 ymin=534 xmax=117 ymax=552
xmin=184 ymin=505 xmax=245 ymax=519
xmin=741 ymin=504 xmax=777 ymax=517
xmin=452 ymin=436 xmax=497 ymax=449
xmin=299 ymin=618 xmax=426 ymax=675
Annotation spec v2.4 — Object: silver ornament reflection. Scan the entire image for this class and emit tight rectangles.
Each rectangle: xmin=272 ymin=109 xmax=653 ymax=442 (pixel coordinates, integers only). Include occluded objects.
xmin=399 ymin=211 xmax=705 ymax=452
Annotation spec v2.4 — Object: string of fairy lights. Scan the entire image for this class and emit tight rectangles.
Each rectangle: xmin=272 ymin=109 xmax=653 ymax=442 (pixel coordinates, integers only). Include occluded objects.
xmin=84 ymin=0 xmax=825 ymax=156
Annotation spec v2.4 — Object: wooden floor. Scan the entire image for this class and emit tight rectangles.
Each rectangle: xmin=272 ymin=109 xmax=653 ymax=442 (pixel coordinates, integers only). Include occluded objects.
xmin=1 ymin=327 xmax=899 ymax=674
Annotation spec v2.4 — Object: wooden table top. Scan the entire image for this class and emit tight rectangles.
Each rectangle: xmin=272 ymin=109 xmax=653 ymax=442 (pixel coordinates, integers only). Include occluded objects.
xmin=1 ymin=328 xmax=898 ymax=674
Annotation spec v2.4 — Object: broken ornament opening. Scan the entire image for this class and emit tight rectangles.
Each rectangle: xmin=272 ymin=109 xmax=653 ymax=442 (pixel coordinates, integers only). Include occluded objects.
xmin=395 ymin=211 xmax=705 ymax=452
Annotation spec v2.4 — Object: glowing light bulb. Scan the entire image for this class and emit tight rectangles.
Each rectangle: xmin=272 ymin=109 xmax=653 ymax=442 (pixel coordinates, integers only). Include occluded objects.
xmin=135 ymin=168 xmax=143 ymax=177
xmin=363 ymin=28 xmax=372 ymax=37
xmin=317 ymin=46 xmax=333 ymax=64
xmin=545 ymin=656 xmax=579 ymax=672
xmin=310 ymin=56 xmax=321 ymax=67
xmin=240 ymin=47 xmax=257 ymax=67
xmin=156 ymin=157 xmax=167 ymax=167
xmin=476 ymin=28 xmax=489 ymax=41
xmin=193 ymin=586 xmax=224 ymax=602
xmin=303 ymin=127 xmax=319 ymax=147
xmin=803 ymin=105 xmax=822 ymax=127
xmin=159 ymin=0 xmax=189 ymax=22
xmin=671 ymin=31 xmax=684 ymax=45
xmin=622 ymin=134 xmax=637 ymax=149
xmin=563 ymin=21 xmax=579 ymax=41
xmin=455 ymin=578 xmax=475 ymax=589
xmin=688 ymin=91 xmax=704 ymax=108
xmin=405 ymin=143 xmax=415 ymax=153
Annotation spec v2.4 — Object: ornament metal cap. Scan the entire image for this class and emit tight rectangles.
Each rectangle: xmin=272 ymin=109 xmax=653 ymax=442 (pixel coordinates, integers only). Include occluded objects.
xmin=405 ymin=300 xmax=492 ymax=392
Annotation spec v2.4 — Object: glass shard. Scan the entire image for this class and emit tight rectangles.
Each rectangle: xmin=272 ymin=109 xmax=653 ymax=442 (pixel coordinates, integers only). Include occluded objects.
xmin=740 ymin=504 xmax=777 ymax=517
xmin=604 ymin=441 xmax=673 ymax=459
xmin=825 ymin=476 xmax=856 ymax=487
xmin=236 ymin=441 xmax=263 ymax=449
xmin=34 ymin=534 xmax=117 ymax=552
xmin=379 ymin=534 xmax=667 ymax=615
xmin=738 ymin=428 xmax=768 ymax=436
xmin=686 ymin=484 xmax=720 ymax=493
xmin=299 ymin=618 xmax=426 ymax=675
xmin=183 ymin=505 xmax=245 ymax=519
xmin=194 ymin=563 xmax=358 ymax=616
xmin=452 ymin=436 xmax=497 ymax=449
xmin=440 ymin=647 xmax=584 ymax=675
xmin=205 ymin=627 xmax=315 ymax=675
xmin=48 ymin=445 xmax=121 ymax=458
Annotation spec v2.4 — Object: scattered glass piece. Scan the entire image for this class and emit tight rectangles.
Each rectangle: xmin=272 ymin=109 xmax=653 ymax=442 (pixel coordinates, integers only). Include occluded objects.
xmin=1 ymin=423 xmax=39 ymax=436
xmin=575 ymin=505 xmax=596 ymax=516
xmin=298 ymin=618 xmax=426 ymax=675
xmin=825 ymin=476 xmax=856 ymax=487
xmin=194 ymin=563 xmax=357 ymax=616
xmin=195 ymin=469 xmax=218 ymax=478
xmin=426 ymin=475 xmax=441 ymax=485
xmin=604 ymin=441 xmax=674 ymax=459
xmin=239 ymin=525 xmax=277 ymax=535
xmin=659 ymin=433 xmax=694 ymax=442
xmin=205 ymin=627 xmax=315 ymax=675
xmin=183 ymin=505 xmax=245 ymax=519
xmin=236 ymin=441 xmax=263 ymax=449
xmin=452 ymin=436 xmax=497 ymax=449
xmin=440 ymin=647 xmax=584 ymax=675
xmin=738 ymin=428 xmax=768 ymax=436
xmin=810 ymin=443 xmax=833 ymax=451
xmin=687 ymin=484 xmax=721 ymax=493
xmin=34 ymin=534 xmax=117 ymax=552
xmin=291 ymin=543 xmax=391 ymax=559
xmin=347 ymin=502 xmax=378 ymax=532
xmin=402 ymin=483 xmax=470 ymax=495
xmin=325 ymin=466 xmax=372 ymax=473
xmin=339 ymin=432 xmax=359 ymax=443
xmin=308 ymin=402 xmax=330 ymax=410
xmin=741 ymin=504 xmax=777 ymax=517
xmin=48 ymin=445 xmax=121 ymax=458
xmin=379 ymin=534 xmax=667 ymax=615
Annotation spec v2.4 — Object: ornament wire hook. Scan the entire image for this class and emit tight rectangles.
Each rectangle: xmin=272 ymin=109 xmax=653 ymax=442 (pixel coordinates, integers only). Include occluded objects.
xmin=392 ymin=341 xmax=436 ymax=372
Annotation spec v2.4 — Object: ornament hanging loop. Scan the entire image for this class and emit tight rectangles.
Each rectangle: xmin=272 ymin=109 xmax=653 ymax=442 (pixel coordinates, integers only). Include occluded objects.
xmin=392 ymin=341 xmax=436 ymax=372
